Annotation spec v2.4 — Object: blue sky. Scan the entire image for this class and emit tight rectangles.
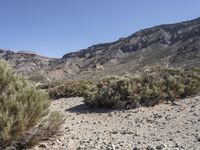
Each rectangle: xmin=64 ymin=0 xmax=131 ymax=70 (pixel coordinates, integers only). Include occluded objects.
xmin=0 ymin=0 xmax=199 ymax=58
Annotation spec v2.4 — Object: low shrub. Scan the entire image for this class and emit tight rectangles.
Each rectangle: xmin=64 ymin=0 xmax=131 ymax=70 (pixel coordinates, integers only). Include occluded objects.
xmin=0 ymin=61 xmax=64 ymax=149
xmin=84 ymin=76 xmax=133 ymax=108
xmin=84 ymin=66 xmax=200 ymax=109
xmin=48 ymin=80 xmax=97 ymax=99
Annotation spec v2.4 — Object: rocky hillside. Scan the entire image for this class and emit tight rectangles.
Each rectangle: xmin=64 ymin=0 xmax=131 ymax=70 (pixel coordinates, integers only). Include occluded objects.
xmin=59 ymin=17 xmax=200 ymax=74
xmin=0 ymin=49 xmax=56 ymax=74
xmin=0 ymin=17 xmax=200 ymax=82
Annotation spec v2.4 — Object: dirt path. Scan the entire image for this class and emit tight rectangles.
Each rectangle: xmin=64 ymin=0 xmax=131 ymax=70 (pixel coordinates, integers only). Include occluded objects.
xmin=33 ymin=96 xmax=200 ymax=150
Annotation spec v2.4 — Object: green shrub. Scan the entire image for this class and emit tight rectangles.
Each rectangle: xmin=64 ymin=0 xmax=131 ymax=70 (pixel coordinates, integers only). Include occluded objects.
xmin=0 ymin=61 xmax=64 ymax=149
xmin=48 ymin=80 xmax=97 ymax=99
xmin=84 ymin=76 xmax=133 ymax=108
xmin=84 ymin=66 xmax=200 ymax=109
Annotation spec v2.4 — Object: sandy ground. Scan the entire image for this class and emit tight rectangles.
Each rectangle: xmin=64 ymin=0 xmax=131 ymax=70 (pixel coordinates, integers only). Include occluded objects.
xmin=32 ymin=95 xmax=200 ymax=150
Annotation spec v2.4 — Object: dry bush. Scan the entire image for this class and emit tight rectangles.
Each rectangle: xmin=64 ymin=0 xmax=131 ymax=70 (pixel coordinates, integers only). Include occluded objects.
xmin=48 ymin=80 xmax=96 ymax=99
xmin=0 ymin=61 xmax=64 ymax=149
xmin=17 ymin=112 xmax=65 ymax=149
xmin=84 ymin=66 xmax=200 ymax=109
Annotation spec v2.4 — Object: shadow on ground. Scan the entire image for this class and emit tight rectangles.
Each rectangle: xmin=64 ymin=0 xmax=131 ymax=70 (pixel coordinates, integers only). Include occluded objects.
xmin=65 ymin=103 xmax=115 ymax=114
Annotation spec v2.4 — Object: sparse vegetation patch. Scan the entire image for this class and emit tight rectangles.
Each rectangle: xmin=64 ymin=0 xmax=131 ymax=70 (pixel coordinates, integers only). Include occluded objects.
xmin=43 ymin=66 xmax=200 ymax=109
xmin=48 ymin=80 xmax=97 ymax=99
xmin=84 ymin=67 xmax=200 ymax=109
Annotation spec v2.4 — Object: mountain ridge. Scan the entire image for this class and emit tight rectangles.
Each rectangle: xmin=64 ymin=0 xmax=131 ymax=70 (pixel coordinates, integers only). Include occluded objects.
xmin=62 ymin=17 xmax=200 ymax=58
xmin=0 ymin=17 xmax=200 ymax=82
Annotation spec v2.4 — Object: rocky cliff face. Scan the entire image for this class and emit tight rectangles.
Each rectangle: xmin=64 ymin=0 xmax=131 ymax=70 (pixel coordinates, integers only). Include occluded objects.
xmin=0 ymin=17 xmax=200 ymax=82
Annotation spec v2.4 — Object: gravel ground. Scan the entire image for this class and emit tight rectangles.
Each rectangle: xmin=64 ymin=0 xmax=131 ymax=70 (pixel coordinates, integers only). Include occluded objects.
xmin=32 ymin=95 xmax=200 ymax=150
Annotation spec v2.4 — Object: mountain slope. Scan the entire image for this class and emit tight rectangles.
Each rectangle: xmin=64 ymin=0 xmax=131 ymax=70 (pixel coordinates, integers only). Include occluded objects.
xmin=1 ymin=17 xmax=200 ymax=82
xmin=61 ymin=17 xmax=200 ymax=69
